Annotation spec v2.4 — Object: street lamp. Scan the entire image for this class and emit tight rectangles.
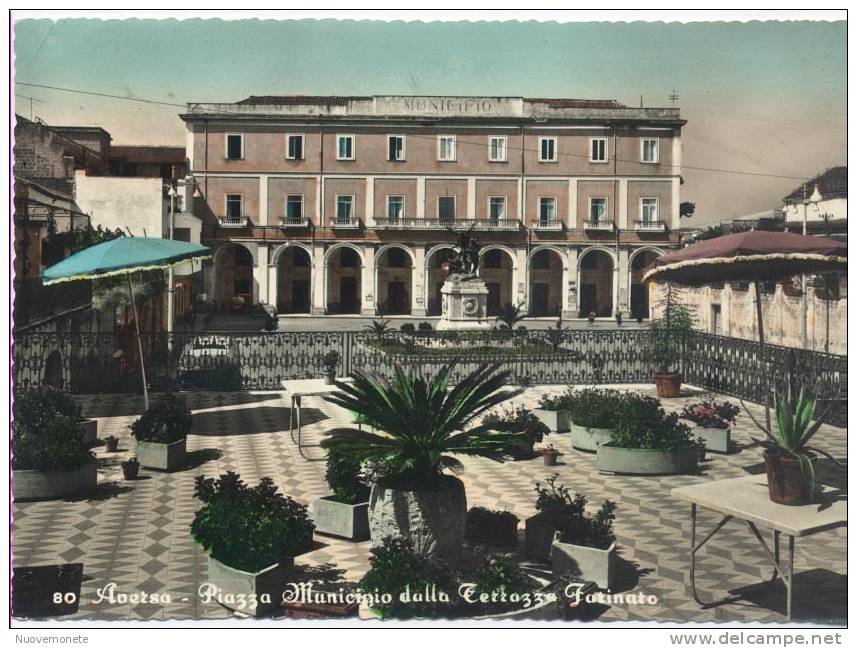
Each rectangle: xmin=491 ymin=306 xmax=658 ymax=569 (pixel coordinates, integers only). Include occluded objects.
xmin=165 ymin=169 xmax=202 ymax=348
xmin=800 ymin=183 xmax=822 ymax=349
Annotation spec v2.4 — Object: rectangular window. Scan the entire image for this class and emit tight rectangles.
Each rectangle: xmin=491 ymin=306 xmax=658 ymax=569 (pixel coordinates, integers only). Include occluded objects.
xmin=539 ymin=137 xmax=557 ymax=162
xmin=590 ymin=197 xmax=607 ymax=223
xmin=539 ymin=197 xmax=556 ymax=223
xmin=489 ymin=196 xmax=506 ymax=221
xmin=337 ymin=135 xmax=355 ymax=160
xmin=336 ymin=195 xmax=354 ymax=221
xmin=438 ymin=135 xmax=456 ymax=161
xmin=438 ymin=196 xmax=456 ymax=222
xmin=641 ymin=138 xmax=658 ymax=163
xmin=226 ymin=134 xmax=243 ymax=160
xmin=387 ymin=195 xmax=404 ymax=220
xmin=225 ymin=194 xmax=243 ymax=220
xmin=286 ymin=135 xmax=304 ymax=160
xmin=590 ymin=137 xmax=607 ymax=163
xmin=285 ymin=195 xmax=303 ymax=221
xmin=489 ymin=136 xmax=507 ymax=162
xmin=388 ymin=135 xmax=405 ymax=161
xmin=641 ymin=198 xmax=658 ymax=222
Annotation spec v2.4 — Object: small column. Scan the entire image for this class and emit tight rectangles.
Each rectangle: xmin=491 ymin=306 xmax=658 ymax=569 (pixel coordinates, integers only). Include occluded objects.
xmin=514 ymin=247 xmax=528 ymax=309
xmin=267 ymin=260 xmax=278 ymax=311
xmin=253 ymin=244 xmax=269 ymax=305
xmin=311 ymin=244 xmax=325 ymax=315
xmin=617 ymin=247 xmax=630 ymax=317
xmin=566 ymin=247 xmax=579 ymax=318
xmin=412 ymin=246 xmax=427 ymax=317
xmin=361 ymin=245 xmax=377 ymax=316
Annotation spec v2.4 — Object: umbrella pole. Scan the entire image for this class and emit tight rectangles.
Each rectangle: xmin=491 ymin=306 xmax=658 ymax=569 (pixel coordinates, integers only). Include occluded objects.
xmin=127 ymin=271 xmax=150 ymax=409
xmin=753 ymin=281 xmax=771 ymax=431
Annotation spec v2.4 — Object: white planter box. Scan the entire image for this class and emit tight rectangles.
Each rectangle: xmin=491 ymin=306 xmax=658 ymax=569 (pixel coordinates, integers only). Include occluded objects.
xmin=312 ymin=496 xmax=370 ymax=541
xmin=206 ymin=555 xmax=293 ymax=617
xmin=691 ymin=424 xmax=731 ymax=454
xmin=78 ymin=419 xmax=98 ymax=445
xmin=569 ymin=422 xmax=613 ymax=453
xmin=533 ymin=409 xmax=570 ymax=433
xmin=552 ymin=540 xmax=617 ymax=590
xmin=135 ymin=438 xmax=187 ymax=471
xmin=595 ymin=444 xmax=698 ymax=475
xmin=13 ymin=462 xmax=97 ymax=501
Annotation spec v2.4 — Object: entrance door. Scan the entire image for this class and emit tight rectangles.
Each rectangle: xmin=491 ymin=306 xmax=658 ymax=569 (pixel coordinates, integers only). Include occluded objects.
xmin=292 ymin=280 xmax=310 ymax=314
xmin=387 ymin=281 xmax=408 ymax=314
xmin=340 ymin=277 xmax=358 ymax=313
xmin=630 ymin=284 xmax=648 ymax=320
xmin=580 ymin=283 xmax=597 ymax=317
xmin=531 ymin=283 xmax=549 ymax=316
xmin=711 ymin=304 xmax=722 ymax=336
xmin=486 ymin=283 xmax=501 ymax=316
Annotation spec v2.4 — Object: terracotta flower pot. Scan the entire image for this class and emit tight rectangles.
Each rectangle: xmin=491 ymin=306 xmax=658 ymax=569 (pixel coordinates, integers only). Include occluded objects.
xmin=121 ymin=462 xmax=140 ymax=480
xmin=654 ymin=371 xmax=682 ymax=398
xmin=764 ymin=449 xmax=811 ymax=505
xmin=542 ymin=450 xmax=559 ymax=466
xmin=104 ymin=437 xmax=119 ymax=452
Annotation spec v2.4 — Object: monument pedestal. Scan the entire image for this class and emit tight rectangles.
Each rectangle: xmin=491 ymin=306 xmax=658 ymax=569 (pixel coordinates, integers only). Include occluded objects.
xmin=436 ymin=276 xmax=492 ymax=331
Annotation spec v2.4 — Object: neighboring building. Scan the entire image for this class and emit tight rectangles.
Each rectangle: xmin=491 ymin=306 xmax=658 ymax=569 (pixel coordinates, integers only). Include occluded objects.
xmin=681 ymin=168 xmax=847 ymax=354
xmin=181 ymin=95 xmax=685 ymax=317
xmin=108 ymin=145 xmax=188 ymax=179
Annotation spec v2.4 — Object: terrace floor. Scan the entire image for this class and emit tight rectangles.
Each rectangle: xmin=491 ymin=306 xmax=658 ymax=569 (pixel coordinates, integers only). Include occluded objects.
xmin=12 ymin=386 xmax=847 ymax=624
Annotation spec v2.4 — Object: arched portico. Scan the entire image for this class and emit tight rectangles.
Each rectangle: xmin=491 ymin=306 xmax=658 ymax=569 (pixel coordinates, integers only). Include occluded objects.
xmin=528 ymin=245 xmax=568 ymax=317
xmin=275 ymin=244 xmax=314 ymax=314
xmin=479 ymin=245 xmax=516 ymax=316
xmin=629 ymin=247 xmax=665 ymax=320
xmin=375 ymin=244 xmax=416 ymax=316
xmin=213 ymin=242 xmax=256 ymax=312
xmin=324 ymin=243 xmax=365 ymax=314
xmin=577 ymin=246 xmax=617 ymax=318
xmin=425 ymin=244 xmax=456 ymax=316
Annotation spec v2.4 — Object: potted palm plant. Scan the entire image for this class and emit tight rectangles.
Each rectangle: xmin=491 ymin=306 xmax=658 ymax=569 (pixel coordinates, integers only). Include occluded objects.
xmin=647 ymin=284 xmax=695 ymax=398
xmin=321 ymin=350 xmax=340 ymax=385
xmin=311 ymin=448 xmax=371 ymax=541
xmin=321 ymin=362 xmax=522 ymax=558
xmin=191 ymin=472 xmax=315 ymax=616
xmin=679 ymin=400 xmax=740 ymax=454
xmin=12 ymin=388 xmax=97 ymax=501
xmin=131 ymin=393 xmax=191 ymax=471
xmin=743 ymin=385 xmax=835 ymax=505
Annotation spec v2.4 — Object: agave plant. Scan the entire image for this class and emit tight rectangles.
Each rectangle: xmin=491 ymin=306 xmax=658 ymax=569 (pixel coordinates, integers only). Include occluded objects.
xmin=321 ymin=363 xmax=523 ymax=485
xmin=743 ymin=384 xmax=834 ymax=498
xmin=495 ymin=303 xmax=526 ymax=331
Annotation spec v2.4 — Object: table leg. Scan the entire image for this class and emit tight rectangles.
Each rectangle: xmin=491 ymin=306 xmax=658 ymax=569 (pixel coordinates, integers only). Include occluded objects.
xmin=296 ymin=395 xmax=302 ymax=447
xmin=689 ymin=505 xmax=735 ymax=607
xmin=288 ymin=395 xmax=297 ymax=444
xmin=786 ymin=535 xmax=794 ymax=621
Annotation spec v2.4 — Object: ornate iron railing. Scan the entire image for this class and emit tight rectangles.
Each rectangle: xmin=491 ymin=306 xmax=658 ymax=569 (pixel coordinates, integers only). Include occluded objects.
xmin=12 ymin=329 xmax=846 ymax=425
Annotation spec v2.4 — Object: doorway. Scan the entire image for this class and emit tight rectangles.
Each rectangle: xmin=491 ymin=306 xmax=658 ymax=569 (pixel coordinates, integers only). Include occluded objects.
xmin=339 ymin=277 xmax=358 ymax=313
xmin=486 ymin=283 xmax=501 ymax=315
xmin=387 ymin=281 xmax=408 ymax=315
xmin=291 ymin=281 xmax=310 ymax=314
xmin=531 ymin=283 xmax=550 ymax=316
xmin=580 ymin=283 xmax=597 ymax=317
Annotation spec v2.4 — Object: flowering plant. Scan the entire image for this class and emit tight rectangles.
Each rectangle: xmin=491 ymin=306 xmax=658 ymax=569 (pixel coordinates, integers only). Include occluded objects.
xmin=680 ymin=401 xmax=740 ymax=429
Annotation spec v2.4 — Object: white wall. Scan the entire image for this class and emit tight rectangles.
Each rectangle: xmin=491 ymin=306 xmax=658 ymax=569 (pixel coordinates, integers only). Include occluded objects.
xmin=783 ymin=196 xmax=847 ymax=224
xmin=74 ymin=171 xmax=167 ymax=237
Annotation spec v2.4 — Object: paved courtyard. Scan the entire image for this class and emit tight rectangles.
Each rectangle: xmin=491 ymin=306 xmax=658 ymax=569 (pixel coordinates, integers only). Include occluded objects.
xmin=12 ymin=385 xmax=847 ymax=624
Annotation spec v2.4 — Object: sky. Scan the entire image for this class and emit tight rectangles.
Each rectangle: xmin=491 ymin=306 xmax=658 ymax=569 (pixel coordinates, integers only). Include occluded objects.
xmin=12 ymin=16 xmax=847 ymax=226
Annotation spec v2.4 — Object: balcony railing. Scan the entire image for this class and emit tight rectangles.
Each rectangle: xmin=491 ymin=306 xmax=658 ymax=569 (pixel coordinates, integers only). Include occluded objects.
xmin=584 ymin=219 xmax=614 ymax=231
xmin=635 ymin=219 xmax=666 ymax=232
xmin=219 ymin=216 xmax=249 ymax=228
xmin=281 ymin=217 xmax=311 ymax=228
xmin=331 ymin=218 xmax=361 ymax=229
xmin=532 ymin=219 xmax=564 ymax=231
xmin=373 ymin=218 xmax=521 ymax=231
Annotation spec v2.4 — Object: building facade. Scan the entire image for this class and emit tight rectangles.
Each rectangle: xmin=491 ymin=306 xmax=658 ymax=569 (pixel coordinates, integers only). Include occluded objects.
xmin=181 ymin=96 xmax=685 ymax=318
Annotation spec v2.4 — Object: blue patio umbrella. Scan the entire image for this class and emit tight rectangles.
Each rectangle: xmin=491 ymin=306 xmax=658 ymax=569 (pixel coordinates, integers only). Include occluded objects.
xmin=43 ymin=237 xmax=211 ymax=407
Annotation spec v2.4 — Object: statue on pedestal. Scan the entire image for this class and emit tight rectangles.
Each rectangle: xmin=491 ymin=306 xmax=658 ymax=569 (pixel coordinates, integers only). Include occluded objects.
xmin=437 ymin=225 xmax=491 ymax=330
xmin=446 ymin=225 xmax=480 ymax=280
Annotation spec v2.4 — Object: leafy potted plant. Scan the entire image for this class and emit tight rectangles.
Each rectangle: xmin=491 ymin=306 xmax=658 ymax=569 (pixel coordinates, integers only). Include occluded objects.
xmin=679 ymin=400 xmax=740 ymax=454
xmin=12 ymin=389 xmax=97 ymax=501
xmin=104 ymin=435 xmax=119 ymax=452
xmin=321 ymin=350 xmax=340 ymax=385
xmin=311 ymin=448 xmax=371 ymax=541
xmin=533 ymin=387 xmax=574 ymax=433
xmin=647 ymin=284 xmax=695 ymax=398
xmin=130 ymin=393 xmax=191 ymax=471
xmin=482 ymin=405 xmax=550 ymax=459
xmin=321 ymin=363 xmax=522 ymax=558
xmin=14 ymin=387 xmax=98 ymax=445
xmin=744 ymin=386 xmax=834 ymax=505
xmin=595 ymin=393 xmax=699 ymax=475
xmin=524 ymin=475 xmax=617 ymax=589
xmin=465 ymin=506 xmax=519 ymax=547
xmin=541 ymin=443 xmax=559 ymax=466
xmin=190 ymin=472 xmax=315 ymax=616
xmin=566 ymin=388 xmax=622 ymax=452
xmin=121 ymin=456 xmax=140 ymax=480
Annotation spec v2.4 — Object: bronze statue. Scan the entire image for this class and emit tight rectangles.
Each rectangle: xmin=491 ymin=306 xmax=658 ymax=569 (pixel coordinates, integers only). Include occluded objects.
xmin=446 ymin=224 xmax=480 ymax=278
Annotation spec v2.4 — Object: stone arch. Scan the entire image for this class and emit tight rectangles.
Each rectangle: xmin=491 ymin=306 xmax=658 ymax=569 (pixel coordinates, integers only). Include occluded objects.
xmin=323 ymin=242 xmax=365 ymax=268
xmin=324 ymin=243 xmax=364 ymax=314
xmin=375 ymin=244 xmax=415 ymax=316
xmin=214 ymin=242 xmax=256 ymax=312
xmin=577 ymin=246 xmax=616 ymax=318
xmin=275 ymin=244 xmax=314 ymax=314
xmin=628 ymin=246 xmax=666 ymax=321
xmin=479 ymin=244 xmax=515 ymax=315
xmin=425 ymin=244 xmax=456 ymax=316
xmin=528 ymin=245 xmax=567 ymax=317
xmin=271 ymin=241 xmax=315 ymax=267
xmin=478 ymin=244 xmax=518 ymax=270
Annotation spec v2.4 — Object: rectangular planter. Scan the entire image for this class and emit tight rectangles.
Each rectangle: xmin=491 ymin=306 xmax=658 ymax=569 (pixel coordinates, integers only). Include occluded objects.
xmin=569 ymin=422 xmax=613 ymax=453
xmin=206 ymin=555 xmax=293 ymax=617
xmin=13 ymin=462 xmax=97 ymax=501
xmin=533 ymin=409 xmax=570 ymax=433
xmin=691 ymin=425 xmax=731 ymax=454
xmin=312 ymin=496 xmax=370 ymax=541
xmin=552 ymin=540 xmax=617 ymax=590
xmin=524 ymin=512 xmax=561 ymax=562
xmin=595 ymin=444 xmax=698 ymax=475
xmin=135 ymin=438 xmax=187 ymax=471
xmin=78 ymin=419 xmax=98 ymax=445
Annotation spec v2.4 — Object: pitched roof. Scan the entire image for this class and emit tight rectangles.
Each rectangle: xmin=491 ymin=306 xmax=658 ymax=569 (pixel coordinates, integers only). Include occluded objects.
xmin=784 ymin=166 xmax=847 ymax=203
xmin=237 ymin=95 xmax=370 ymax=106
xmin=524 ymin=98 xmax=628 ymax=109
xmin=108 ymin=145 xmax=186 ymax=164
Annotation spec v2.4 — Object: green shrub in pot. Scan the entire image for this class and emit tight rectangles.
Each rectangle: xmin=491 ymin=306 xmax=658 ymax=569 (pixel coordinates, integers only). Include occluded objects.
xmin=533 ymin=475 xmax=616 ymax=550
xmin=131 ymin=393 xmax=192 ymax=444
xmin=564 ymin=388 xmax=623 ymax=429
xmin=325 ymin=448 xmax=370 ymax=504
xmin=610 ymin=393 xmax=694 ymax=451
xmin=481 ymin=405 xmax=550 ymax=458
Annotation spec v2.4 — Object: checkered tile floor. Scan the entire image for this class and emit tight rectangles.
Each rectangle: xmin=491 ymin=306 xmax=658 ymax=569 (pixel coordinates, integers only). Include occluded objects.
xmin=12 ymin=386 xmax=847 ymax=624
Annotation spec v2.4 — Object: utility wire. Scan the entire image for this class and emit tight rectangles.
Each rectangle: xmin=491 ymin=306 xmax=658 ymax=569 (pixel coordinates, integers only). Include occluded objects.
xmin=16 ymin=80 xmax=813 ymax=181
